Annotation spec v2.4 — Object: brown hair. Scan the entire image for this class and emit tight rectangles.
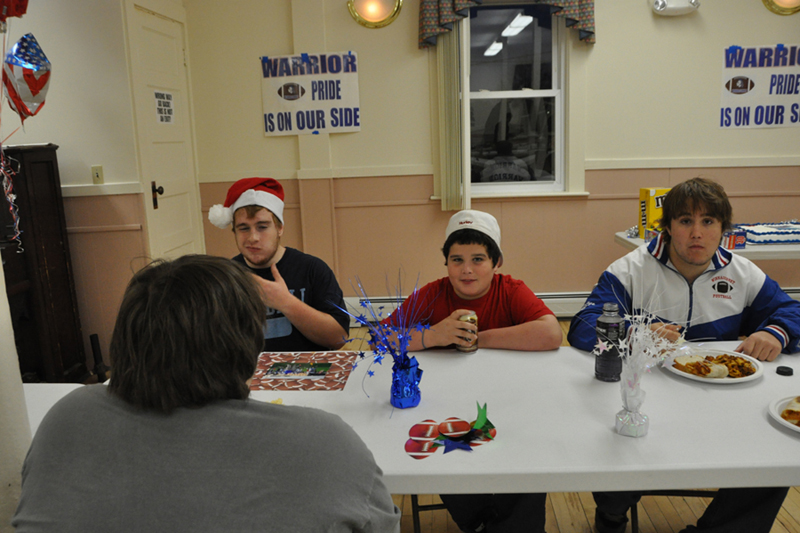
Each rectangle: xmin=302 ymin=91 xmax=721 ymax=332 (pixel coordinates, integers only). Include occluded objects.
xmin=108 ymin=255 xmax=265 ymax=413
xmin=658 ymin=177 xmax=733 ymax=241
xmin=232 ymin=205 xmax=283 ymax=229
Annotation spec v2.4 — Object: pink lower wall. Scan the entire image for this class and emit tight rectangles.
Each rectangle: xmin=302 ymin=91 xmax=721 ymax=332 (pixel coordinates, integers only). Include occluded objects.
xmin=54 ymin=167 xmax=800 ymax=378
xmin=201 ymin=166 xmax=800 ymax=298
xmin=62 ymin=194 xmax=149 ymax=373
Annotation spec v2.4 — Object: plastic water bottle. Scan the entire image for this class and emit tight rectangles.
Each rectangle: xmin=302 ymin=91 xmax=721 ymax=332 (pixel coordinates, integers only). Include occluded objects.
xmin=595 ymin=303 xmax=623 ymax=382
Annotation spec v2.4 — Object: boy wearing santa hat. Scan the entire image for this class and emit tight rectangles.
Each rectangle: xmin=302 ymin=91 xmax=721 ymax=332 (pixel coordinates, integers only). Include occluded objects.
xmin=209 ymin=178 xmax=349 ymax=351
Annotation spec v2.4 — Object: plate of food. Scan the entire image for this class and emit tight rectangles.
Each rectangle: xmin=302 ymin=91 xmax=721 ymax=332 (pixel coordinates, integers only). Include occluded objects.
xmin=768 ymin=396 xmax=800 ymax=434
xmin=664 ymin=349 xmax=763 ymax=383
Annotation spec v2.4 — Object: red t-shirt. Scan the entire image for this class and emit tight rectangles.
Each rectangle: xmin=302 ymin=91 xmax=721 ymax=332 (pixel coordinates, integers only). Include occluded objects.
xmin=385 ymin=274 xmax=553 ymax=330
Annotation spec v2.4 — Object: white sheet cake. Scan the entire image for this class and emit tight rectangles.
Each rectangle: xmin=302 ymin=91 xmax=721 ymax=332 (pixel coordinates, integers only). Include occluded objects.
xmin=738 ymin=222 xmax=800 ymax=245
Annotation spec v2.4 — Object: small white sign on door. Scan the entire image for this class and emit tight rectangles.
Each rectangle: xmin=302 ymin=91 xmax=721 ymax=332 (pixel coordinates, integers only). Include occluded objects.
xmin=154 ymin=91 xmax=174 ymax=124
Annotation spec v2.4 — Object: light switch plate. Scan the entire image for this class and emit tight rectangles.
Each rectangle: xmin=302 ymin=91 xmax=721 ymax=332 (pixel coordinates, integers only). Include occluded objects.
xmin=91 ymin=165 xmax=104 ymax=184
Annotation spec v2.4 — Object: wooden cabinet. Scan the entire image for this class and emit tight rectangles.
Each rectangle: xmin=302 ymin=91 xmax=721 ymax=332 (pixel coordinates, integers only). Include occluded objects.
xmin=0 ymin=144 xmax=86 ymax=382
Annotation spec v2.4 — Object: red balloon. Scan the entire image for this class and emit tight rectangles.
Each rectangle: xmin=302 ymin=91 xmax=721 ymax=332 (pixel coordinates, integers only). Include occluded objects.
xmin=0 ymin=0 xmax=27 ymax=23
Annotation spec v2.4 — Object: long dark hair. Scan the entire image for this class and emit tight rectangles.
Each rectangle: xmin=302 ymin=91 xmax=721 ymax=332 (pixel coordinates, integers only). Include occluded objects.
xmin=108 ymin=255 xmax=265 ymax=413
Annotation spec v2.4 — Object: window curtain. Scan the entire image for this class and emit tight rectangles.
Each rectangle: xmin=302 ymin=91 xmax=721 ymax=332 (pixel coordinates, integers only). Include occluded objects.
xmin=419 ymin=0 xmax=595 ymax=49
xmin=436 ymin=25 xmax=465 ymax=211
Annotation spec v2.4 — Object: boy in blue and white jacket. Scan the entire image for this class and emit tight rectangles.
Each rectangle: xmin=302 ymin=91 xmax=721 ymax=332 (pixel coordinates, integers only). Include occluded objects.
xmin=568 ymin=177 xmax=800 ymax=533
xmin=568 ymin=232 xmax=800 ymax=358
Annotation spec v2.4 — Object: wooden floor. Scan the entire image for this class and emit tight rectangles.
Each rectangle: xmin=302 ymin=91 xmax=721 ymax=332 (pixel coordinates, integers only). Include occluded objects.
xmin=392 ymin=490 xmax=800 ymax=533
xmin=344 ymin=322 xmax=800 ymax=533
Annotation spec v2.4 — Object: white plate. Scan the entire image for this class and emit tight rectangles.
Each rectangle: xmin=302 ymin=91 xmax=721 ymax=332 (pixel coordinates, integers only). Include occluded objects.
xmin=769 ymin=396 xmax=800 ymax=434
xmin=664 ymin=349 xmax=763 ymax=383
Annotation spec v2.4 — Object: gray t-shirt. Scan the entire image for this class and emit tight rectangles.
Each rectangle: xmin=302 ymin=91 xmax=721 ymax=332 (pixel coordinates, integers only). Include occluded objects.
xmin=13 ymin=385 xmax=400 ymax=532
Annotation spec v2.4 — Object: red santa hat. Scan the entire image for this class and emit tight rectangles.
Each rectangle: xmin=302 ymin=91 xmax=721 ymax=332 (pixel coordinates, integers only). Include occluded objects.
xmin=208 ymin=178 xmax=285 ymax=229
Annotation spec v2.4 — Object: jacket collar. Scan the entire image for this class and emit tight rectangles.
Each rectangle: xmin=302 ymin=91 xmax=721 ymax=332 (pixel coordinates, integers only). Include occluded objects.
xmin=647 ymin=232 xmax=732 ymax=271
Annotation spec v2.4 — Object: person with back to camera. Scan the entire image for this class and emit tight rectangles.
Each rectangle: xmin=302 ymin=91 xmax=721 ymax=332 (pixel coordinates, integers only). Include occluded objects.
xmin=209 ymin=177 xmax=349 ymax=352
xmin=384 ymin=209 xmax=562 ymax=533
xmin=12 ymin=255 xmax=400 ymax=533
xmin=479 ymin=141 xmax=532 ymax=183
xmin=568 ymin=177 xmax=800 ymax=533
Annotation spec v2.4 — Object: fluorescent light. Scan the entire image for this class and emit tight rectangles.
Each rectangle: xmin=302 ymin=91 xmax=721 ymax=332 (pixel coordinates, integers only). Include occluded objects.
xmin=484 ymin=41 xmax=503 ymax=56
xmin=501 ymin=13 xmax=533 ymax=37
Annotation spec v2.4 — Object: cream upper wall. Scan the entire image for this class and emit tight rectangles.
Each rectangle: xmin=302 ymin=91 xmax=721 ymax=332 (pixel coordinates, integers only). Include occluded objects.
xmin=185 ymin=0 xmax=434 ymax=183
xmin=0 ymin=1 xmax=139 ymax=189
xmin=185 ymin=0 xmax=298 ymax=182
xmin=187 ymin=0 xmax=800 ymax=187
xmin=322 ymin=0 xmax=434 ymax=177
xmin=585 ymin=0 xmax=800 ymax=169
xmin=1 ymin=1 xmax=795 ymax=190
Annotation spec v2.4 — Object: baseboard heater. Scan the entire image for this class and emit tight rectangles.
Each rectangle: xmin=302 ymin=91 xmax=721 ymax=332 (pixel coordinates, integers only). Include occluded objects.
xmin=344 ymin=287 xmax=800 ymax=327
xmin=343 ymin=291 xmax=591 ymax=326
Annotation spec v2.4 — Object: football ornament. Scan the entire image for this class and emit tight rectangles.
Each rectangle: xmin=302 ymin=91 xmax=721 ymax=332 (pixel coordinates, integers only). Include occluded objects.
xmin=438 ymin=417 xmax=471 ymax=438
xmin=3 ymin=33 xmax=51 ymax=123
xmin=408 ymin=419 xmax=439 ymax=441
xmin=404 ymin=439 xmax=439 ymax=459
xmin=403 ymin=403 xmax=497 ymax=460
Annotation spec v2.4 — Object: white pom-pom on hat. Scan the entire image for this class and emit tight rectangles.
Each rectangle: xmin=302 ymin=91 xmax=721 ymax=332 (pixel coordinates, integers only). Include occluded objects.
xmin=208 ymin=204 xmax=232 ymax=229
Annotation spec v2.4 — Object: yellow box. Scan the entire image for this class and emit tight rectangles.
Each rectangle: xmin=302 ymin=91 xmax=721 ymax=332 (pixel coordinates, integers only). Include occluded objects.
xmin=639 ymin=188 xmax=670 ymax=238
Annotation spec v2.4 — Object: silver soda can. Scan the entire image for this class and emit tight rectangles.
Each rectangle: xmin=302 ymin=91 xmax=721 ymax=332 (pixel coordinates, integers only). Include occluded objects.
xmin=456 ymin=311 xmax=478 ymax=352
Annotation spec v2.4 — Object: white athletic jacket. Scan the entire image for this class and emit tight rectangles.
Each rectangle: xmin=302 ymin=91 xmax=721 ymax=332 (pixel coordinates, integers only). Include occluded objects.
xmin=568 ymin=233 xmax=800 ymax=354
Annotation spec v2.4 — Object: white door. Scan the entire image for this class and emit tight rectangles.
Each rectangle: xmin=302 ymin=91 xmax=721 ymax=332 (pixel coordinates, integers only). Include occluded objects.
xmin=125 ymin=2 xmax=204 ymax=259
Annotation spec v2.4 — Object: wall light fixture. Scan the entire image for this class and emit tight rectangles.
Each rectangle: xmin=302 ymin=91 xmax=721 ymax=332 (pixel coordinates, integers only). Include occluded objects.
xmin=651 ymin=0 xmax=700 ymax=16
xmin=348 ymin=0 xmax=403 ymax=28
xmin=762 ymin=0 xmax=800 ymax=15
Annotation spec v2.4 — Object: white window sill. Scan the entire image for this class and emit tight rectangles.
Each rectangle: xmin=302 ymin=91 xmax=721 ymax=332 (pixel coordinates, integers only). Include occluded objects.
xmin=430 ymin=191 xmax=589 ymax=201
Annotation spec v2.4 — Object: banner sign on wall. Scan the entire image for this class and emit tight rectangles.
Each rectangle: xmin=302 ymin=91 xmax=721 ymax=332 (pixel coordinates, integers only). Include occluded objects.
xmin=260 ymin=52 xmax=360 ymax=136
xmin=720 ymin=44 xmax=800 ymax=129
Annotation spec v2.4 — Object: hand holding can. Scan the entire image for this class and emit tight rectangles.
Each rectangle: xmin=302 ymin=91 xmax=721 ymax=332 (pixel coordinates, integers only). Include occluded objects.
xmin=457 ymin=311 xmax=478 ymax=352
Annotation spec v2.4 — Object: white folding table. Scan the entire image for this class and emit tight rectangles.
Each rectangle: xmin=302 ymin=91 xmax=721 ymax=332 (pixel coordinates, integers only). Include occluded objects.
xmin=24 ymin=342 xmax=800 ymax=495
xmin=614 ymin=231 xmax=800 ymax=261
xmin=248 ymin=342 xmax=800 ymax=495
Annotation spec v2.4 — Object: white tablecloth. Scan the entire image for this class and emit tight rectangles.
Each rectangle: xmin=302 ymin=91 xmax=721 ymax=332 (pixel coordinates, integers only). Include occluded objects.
xmin=25 ymin=342 xmax=800 ymax=495
xmin=615 ymin=231 xmax=800 ymax=261
xmin=250 ymin=342 xmax=800 ymax=495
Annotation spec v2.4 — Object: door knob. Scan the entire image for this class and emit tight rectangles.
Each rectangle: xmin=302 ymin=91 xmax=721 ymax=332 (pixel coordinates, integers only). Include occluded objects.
xmin=151 ymin=181 xmax=164 ymax=209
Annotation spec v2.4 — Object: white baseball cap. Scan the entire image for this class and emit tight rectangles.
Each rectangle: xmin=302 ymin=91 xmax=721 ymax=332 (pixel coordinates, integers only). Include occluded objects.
xmin=445 ymin=210 xmax=503 ymax=267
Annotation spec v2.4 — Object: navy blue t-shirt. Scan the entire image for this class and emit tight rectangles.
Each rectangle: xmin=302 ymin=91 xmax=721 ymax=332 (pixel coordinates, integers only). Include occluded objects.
xmin=233 ymin=247 xmax=349 ymax=352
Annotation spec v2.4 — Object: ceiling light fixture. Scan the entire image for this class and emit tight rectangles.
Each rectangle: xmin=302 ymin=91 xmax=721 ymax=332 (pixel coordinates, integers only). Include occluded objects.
xmin=501 ymin=13 xmax=534 ymax=37
xmin=347 ymin=0 xmax=403 ymax=28
xmin=484 ymin=41 xmax=503 ymax=57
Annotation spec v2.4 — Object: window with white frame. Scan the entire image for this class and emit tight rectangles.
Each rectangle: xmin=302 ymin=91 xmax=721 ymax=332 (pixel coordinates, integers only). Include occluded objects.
xmin=464 ymin=4 xmax=564 ymax=196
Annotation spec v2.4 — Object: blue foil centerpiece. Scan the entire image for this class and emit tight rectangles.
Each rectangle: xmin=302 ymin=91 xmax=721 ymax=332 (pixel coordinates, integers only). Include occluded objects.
xmin=390 ymin=356 xmax=422 ymax=409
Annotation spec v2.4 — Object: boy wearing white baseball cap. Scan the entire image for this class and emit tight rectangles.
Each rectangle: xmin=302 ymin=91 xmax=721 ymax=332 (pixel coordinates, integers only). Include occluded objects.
xmin=384 ymin=209 xmax=561 ymax=533
xmin=209 ymin=177 xmax=349 ymax=351
xmin=386 ymin=209 xmax=561 ymax=352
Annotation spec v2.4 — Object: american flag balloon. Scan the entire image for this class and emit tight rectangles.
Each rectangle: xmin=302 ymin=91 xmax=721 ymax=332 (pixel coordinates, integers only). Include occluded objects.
xmin=3 ymin=33 xmax=51 ymax=123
